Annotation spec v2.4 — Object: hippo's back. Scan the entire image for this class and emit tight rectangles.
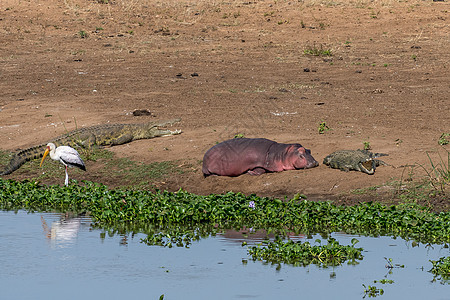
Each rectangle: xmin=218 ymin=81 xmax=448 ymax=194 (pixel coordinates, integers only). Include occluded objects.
xmin=202 ymin=138 xmax=275 ymax=176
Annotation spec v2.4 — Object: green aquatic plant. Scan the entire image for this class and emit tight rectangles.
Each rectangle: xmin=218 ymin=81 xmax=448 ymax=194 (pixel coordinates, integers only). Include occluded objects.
xmin=362 ymin=284 xmax=384 ymax=298
xmin=139 ymin=223 xmax=222 ymax=248
xmin=374 ymin=279 xmax=394 ymax=284
xmin=1 ymin=179 xmax=450 ymax=246
xmin=429 ymin=256 xmax=450 ymax=283
xmin=142 ymin=231 xmax=203 ymax=248
xmin=246 ymin=237 xmax=363 ymax=268
xmin=384 ymin=257 xmax=404 ymax=269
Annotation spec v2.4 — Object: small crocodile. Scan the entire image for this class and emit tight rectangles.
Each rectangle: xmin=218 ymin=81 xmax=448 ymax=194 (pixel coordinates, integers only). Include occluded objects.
xmin=323 ymin=149 xmax=388 ymax=175
xmin=0 ymin=118 xmax=181 ymax=175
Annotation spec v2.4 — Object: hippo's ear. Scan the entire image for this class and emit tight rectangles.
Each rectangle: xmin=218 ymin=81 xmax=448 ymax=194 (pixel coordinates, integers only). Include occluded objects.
xmin=286 ymin=145 xmax=301 ymax=153
xmin=291 ymin=145 xmax=307 ymax=155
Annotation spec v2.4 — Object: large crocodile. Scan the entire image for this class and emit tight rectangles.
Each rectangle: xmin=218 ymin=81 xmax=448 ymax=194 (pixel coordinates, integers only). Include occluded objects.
xmin=323 ymin=149 xmax=388 ymax=175
xmin=0 ymin=118 xmax=181 ymax=175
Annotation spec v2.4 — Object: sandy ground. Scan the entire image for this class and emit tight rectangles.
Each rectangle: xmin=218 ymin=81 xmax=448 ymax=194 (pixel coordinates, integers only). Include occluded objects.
xmin=0 ymin=0 xmax=448 ymax=206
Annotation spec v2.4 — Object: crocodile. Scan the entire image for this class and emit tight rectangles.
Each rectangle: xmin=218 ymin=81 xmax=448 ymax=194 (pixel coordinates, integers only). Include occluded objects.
xmin=323 ymin=149 xmax=388 ymax=175
xmin=0 ymin=118 xmax=181 ymax=175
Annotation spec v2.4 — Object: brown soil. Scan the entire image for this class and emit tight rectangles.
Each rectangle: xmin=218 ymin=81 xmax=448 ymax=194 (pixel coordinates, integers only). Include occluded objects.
xmin=0 ymin=0 xmax=448 ymax=208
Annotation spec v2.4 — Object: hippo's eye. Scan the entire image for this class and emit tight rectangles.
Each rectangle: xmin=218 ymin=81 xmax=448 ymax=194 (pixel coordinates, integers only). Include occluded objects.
xmin=361 ymin=160 xmax=373 ymax=171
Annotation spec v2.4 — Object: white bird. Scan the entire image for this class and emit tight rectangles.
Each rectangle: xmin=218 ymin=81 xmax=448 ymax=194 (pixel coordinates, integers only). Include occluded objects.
xmin=40 ymin=143 xmax=86 ymax=186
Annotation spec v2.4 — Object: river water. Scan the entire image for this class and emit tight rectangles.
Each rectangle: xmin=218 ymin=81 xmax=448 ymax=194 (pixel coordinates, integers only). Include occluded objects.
xmin=0 ymin=210 xmax=448 ymax=300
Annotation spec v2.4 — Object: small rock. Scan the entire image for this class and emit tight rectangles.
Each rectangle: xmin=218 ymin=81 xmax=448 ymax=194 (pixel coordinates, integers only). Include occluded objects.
xmin=132 ymin=109 xmax=152 ymax=116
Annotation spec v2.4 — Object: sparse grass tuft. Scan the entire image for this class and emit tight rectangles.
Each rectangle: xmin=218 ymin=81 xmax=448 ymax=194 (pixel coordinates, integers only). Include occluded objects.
xmin=396 ymin=149 xmax=449 ymax=206
xmin=304 ymin=43 xmax=332 ymax=57
xmin=80 ymin=147 xmax=114 ymax=162
xmin=78 ymin=30 xmax=88 ymax=38
xmin=438 ymin=133 xmax=449 ymax=145
xmin=399 ymin=150 xmax=449 ymax=199
xmin=318 ymin=121 xmax=331 ymax=134
xmin=0 ymin=150 xmax=12 ymax=168
xmin=419 ymin=149 xmax=450 ymax=193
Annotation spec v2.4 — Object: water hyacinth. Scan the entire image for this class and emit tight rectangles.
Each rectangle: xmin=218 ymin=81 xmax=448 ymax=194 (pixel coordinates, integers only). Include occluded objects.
xmin=1 ymin=178 xmax=450 ymax=245
xmin=429 ymin=256 xmax=450 ymax=282
xmin=247 ymin=237 xmax=363 ymax=268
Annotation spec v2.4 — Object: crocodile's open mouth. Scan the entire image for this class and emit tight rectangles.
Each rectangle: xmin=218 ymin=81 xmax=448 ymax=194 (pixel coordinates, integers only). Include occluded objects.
xmin=360 ymin=159 xmax=375 ymax=175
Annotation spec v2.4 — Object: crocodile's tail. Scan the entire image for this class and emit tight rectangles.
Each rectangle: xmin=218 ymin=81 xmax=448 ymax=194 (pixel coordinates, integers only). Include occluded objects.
xmin=0 ymin=144 xmax=49 ymax=175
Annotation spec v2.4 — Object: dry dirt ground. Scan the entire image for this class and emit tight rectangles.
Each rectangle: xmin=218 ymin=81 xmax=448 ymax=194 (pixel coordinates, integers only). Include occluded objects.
xmin=0 ymin=0 xmax=448 ymax=207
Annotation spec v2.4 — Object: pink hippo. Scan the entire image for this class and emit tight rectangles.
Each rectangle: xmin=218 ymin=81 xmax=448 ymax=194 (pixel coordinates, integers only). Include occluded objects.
xmin=202 ymin=138 xmax=319 ymax=177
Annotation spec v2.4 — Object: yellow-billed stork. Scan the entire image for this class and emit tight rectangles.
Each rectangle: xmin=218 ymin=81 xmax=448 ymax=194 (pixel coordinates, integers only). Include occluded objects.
xmin=40 ymin=143 xmax=86 ymax=186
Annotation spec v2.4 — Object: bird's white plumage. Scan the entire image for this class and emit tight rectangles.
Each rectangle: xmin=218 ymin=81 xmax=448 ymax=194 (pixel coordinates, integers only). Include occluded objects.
xmin=40 ymin=143 xmax=86 ymax=186
xmin=49 ymin=145 xmax=84 ymax=168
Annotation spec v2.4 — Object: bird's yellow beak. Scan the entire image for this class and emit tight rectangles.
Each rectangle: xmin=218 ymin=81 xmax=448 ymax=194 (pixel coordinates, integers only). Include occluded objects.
xmin=40 ymin=148 xmax=50 ymax=167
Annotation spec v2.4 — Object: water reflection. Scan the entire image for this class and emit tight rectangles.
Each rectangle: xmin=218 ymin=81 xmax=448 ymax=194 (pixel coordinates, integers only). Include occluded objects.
xmin=1 ymin=210 xmax=450 ymax=300
xmin=219 ymin=226 xmax=306 ymax=245
xmin=40 ymin=213 xmax=91 ymax=248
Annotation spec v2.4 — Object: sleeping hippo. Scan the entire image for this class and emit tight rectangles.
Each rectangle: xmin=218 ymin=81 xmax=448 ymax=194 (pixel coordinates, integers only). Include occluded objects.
xmin=202 ymin=138 xmax=319 ymax=177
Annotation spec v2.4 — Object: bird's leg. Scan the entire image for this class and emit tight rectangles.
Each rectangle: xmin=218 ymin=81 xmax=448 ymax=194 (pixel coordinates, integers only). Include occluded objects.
xmin=64 ymin=166 xmax=69 ymax=186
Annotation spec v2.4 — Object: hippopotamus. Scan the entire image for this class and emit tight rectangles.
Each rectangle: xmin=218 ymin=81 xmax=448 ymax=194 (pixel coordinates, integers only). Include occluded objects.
xmin=202 ymin=138 xmax=319 ymax=177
